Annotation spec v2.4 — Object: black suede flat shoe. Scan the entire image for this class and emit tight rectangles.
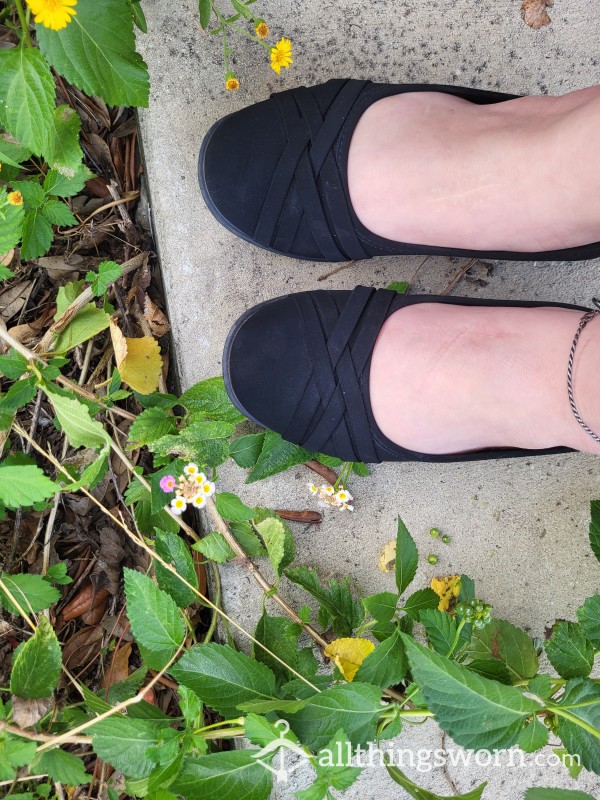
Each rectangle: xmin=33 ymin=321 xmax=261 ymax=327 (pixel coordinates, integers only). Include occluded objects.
xmin=223 ymin=286 xmax=592 ymax=464
xmin=200 ymin=78 xmax=600 ymax=264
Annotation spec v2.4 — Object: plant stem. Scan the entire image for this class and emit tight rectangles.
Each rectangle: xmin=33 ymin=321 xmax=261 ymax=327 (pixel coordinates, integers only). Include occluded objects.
xmin=13 ymin=0 xmax=32 ymax=47
xmin=446 ymin=617 xmax=467 ymax=659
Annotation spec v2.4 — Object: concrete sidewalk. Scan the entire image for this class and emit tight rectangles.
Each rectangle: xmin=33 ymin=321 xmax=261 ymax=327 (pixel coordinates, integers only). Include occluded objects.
xmin=138 ymin=1 xmax=600 ymax=796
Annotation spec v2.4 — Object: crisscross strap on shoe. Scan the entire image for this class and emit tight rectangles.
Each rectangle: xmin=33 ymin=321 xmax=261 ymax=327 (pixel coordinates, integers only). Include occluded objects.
xmin=253 ymin=80 xmax=371 ymax=261
xmin=281 ymin=286 xmax=397 ymax=462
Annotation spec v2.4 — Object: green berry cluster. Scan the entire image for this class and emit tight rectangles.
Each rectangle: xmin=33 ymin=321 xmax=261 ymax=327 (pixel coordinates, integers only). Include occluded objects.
xmin=455 ymin=599 xmax=492 ymax=629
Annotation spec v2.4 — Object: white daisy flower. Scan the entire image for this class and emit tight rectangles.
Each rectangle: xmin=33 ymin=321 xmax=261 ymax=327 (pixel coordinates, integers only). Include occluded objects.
xmin=193 ymin=472 xmax=207 ymax=485
xmin=342 ymin=503 xmax=354 ymax=512
xmin=307 ymin=483 xmax=319 ymax=495
xmin=170 ymin=496 xmax=187 ymax=515
xmin=191 ymin=493 xmax=207 ymax=509
xmin=335 ymin=489 xmax=353 ymax=503
xmin=184 ymin=462 xmax=199 ymax=476
xmin=321 ymin=485 xmax=334 ymax=496
xmin=200 ymin=480 xmax=216 ymax=497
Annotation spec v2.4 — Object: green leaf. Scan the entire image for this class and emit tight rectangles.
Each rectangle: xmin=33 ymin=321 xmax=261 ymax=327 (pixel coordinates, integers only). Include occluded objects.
xmin=0 ymin=348 xmax=27 ymax=380
xmin=151 ymin=421 xmax=232 ymax=467
xmin=0 ymin=47 xmax=55 ymax=154
xmin=53 ymin=304 xmax=110 ymax=353
xmin=386 ymin=281 xmax=410 ymax=294
xmin=44 ymin=105 xmax=83 ymax=175
xmin=0 ymin=735 xmax=37 ymax=778
xmin=466 ymin=659 xmax=513 ymax=684
xmin=179 ymin=376 xmax=244 ymax=423
xmin=229 ymin=432 xmax=265 ymax=468
xmin=154 ymin=529 xmax=198 ymax=608
xmin=401 ymin=634 xmax=542 ymax=750
xmin=577 ymin=595 xmax=600 ymax=648
xmin=362 ymin=591 xmax=398 ymax=623
xmin=254 ymin=516 xmax=286 ymax=577
xmin=0 ymin=192 xmax=24 ymax=254
xmin=170 ymin=751 xmax=272 ymax=800
xmin=284 ymin=564 xmax=364 ymax=638
xmin=0 ymin=464 xmax=59 ymax=510
xmin=253 ymin=508 xmax=295 ymax=574
xmin=228 ymin=521 xmax=267 ymax=558
xmin=45 ymin=562 xmax=72 ymax=586
xmin=247 ymin=429 xmax=313 ymax=483
xmin=253 ymin=611 xmax=300 ymax=683
xmin=41 ymin=198 xmax=77 ymax=227
xmin=528 ymin=674 xmax=554 ymax=700
xmin=295 ymin=728 xmax=362 ymax=800
xmin=55 ymin=279 xmax=84 ymax=317
xmin=354 ymin=627 xmax=407 ymax=688
xmin=128 ymin=407 xmax=178 ymax=448
xmin=524 ymin=790 xmax=596 ymax=800
xmin=170 ymin=642 xmax=277 ymax=718
xmin=124 ymin=569 xmax=185 ymax=669
xmin=86 ymin=260 xmax=123 ymax=296
xmin=36 ymin=0 xmax=149 ymax=107
xmin=0 ymin=572 xmax=60 ymax=615
xmin=386 ymin=761 xmax=487 ymax=800
xmin=11 ymin=179 xmax=45 ymax=209
xmin=192 ymin=532 xmax=236 ymax=564
xmin=395 ymin=516 xmax=418 ymax=595
xmin=36 ymin=748 xmax=90 ymax=786
xmin=243 ymin=712 xmax=300 ymax=748
xmin=552 ymin=677 xmax=600 ymax=774
xmin=20 ymin=208 xmax=53 ymax=260
xmin=198 ymin=0 xmax=212 ymax=28
xmin=466 ymin=618 xmax=539 ymax=682
xmin=286 ymin=682 xmax=382 ymax=750
xmin=92 ymin=717 xmax=166 ymax=779
xmin=401 ymin=587 xmax=439 ymax=619
xmin=589 ymin=499 xmax=600 ymax=564
xmin=0 ymin=377 xmax=37 ymax=413
xmin=10 ymin=616 xmax=61 ymax=698
xmin=44 ymin=387 xmax=111 ymax=451
xmin=545 ymin=621 xmax=594 ymax=679
xmin=214 ymin=491 xmax=254 ymax=522
xmin=43 ymin=165 xmax=93 ymax=197
xmin=517 ymin=716 xmax=549 ymax=753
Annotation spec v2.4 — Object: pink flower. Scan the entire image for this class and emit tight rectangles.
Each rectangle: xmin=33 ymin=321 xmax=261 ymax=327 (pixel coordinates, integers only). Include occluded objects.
xmin=160 ymin=475 xmax=176 ymax=493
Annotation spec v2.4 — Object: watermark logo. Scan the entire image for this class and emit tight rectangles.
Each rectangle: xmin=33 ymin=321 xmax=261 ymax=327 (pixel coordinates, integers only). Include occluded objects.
xmin=251 ymin=720 xmax=311 ymax=782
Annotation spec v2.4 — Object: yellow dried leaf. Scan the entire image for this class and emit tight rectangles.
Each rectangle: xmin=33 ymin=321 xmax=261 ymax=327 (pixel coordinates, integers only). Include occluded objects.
xmin=430 ymin=575 xmax=462 ymax=613
xmin=324 ymin=637 xmax=376 ymax=682
xmin=378 ymin=539 xmax=396 ymax=573
xmin=521 ymin=0 xmax=552 ymax=29
xmin=109 ymin=318 xmax=162 ymax=394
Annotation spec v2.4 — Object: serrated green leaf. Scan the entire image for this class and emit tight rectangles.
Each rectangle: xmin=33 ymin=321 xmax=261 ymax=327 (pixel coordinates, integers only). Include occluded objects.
xmin=21 ymin=208 xmax=53 ymax=259
xmin=0 ymin=465 xmax=59 ymax=510
xmin=36 ymin=0 xmax=149 ymax=107
xmin=10 ymin=616 xmax=61 ymax=698
xmin=44 ymin=105 xmax=83 ymax=175
xmin=589 ymin=499 xmax=600 ymax=564
xmin=551 ymin=677 xmax=600 ymax=774
xmin=528 ymin=674 xmax=554 ymax=700
xmin=285 ymin=564 xmax=363 ymax=638
xmin=401 ymin=634 xmax=542 ymax=750
xmin=386 ymin=281 xmax=410 ymax=294
xmin=92 ymin=716 xmax=167 ymax=779
xmin=154 ymin=529 xmax=198 ymax=608
xmin=466 ymin=618 xmax=539 ymax=682
xmin=229 ymin=432 xmax=265 ymax=468
xmin=41 ymin=198 xmax=77 ymax=227
xmin=10 ymin=179 xmax=45 ymax=209
xmin=286 ymin=682 xmax=382 ymax=751
xmin=179 ymin=376 xmax=244 ymax=423
xmin=0 ymin=572 xmax=60 ymax=615
xmin=395 ymin=516 xmax=418 ymax=595
xmin=55 ymin=279 xmax=84 ymax=318
xmin=0 ymin=735 xmax=37 ymax=775
xmin=362 ymin=591 xmax=398 ymax=623
xmin=192 ymin=531 xmax=236 ymax=564
xmin=577 ymin=595 xmax=600 ymax=648
xmin=53 ymin=304 xmax=110 ymax=352
xmin=0 ymin=192 xmax=25 ymax=254
xmin=0 ymin=47 xmax=55 ymax=154
xmin=295 ymin=728 xmax=362 ymax=800
xmin=36 ymin=748 xmax=90 ymax=786
xmin=466 ymin=659 xmax=513 ymax=684
xmin=253 ymin=508 xmax=295 ymax=574
xmin=354 ymin=627 xmax=407 ymax=688
xmin=244 ymin=712 xmax=300 ymax=748
xmin=517 ymin=716 xmax=549 ymax=753
xmin=170 ymin=642 xmax=277 ymax=718
xmin=124 ymin=569 xmax=185 ymax=669
xmin=198 ymin=0 xmax=212 ymax=29
xmin=170 ymin=751 xmax=272 ymax=800
xmin=0 ymin=349 xmax=27 ymax=381
xmin=0 ymin=376 xmax=37 ymax=413
xmin=253 ymin=611 xmax=300 ymax=683
xmin=228 ymin=521 xmax=267 ymax=557
xmin=86 ymin=260 xmax=123 ymax=296
xmin=254 ymin=516 xmax=285 ymax=577
xmin=44 ymin=387 xmax=111 ymax=451
xmin=128 ymin=407 xmax=178 ymax=448
xmin=386 ymin=761 xmax=486 ymax=800
xmin=214 ymin=491 xmax=254 ymax=521
xmin=525 ymin=790 xmax=596 ymax=800
xmin=545 ymin=621 xmax=594 ymax=679
xmin=43 ymin=165 xmax=93 ymax=197
xmin=247 ymin=429 xmax=313 ymax=483
xmin=401 ymin=587 xmax=439 ymax=619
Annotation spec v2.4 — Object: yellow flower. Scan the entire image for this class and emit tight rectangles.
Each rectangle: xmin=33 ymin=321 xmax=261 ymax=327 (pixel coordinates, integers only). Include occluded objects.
xmin=270 ymin=37 xmax=293 ymax=75
xmin=26 ymin=0 xmax=77 ymax=31
xmin=324 ymin=637 xmax=375 ymax=681
xmin=225 ymin=74 xmax=240 ymax=92
xmin=254 ymin=19 xmax=269 ymax=39
xmin=7 ymin=191 xmax=23 ymax=207
xmin=430 ymin=575 xmax=462 ymax=613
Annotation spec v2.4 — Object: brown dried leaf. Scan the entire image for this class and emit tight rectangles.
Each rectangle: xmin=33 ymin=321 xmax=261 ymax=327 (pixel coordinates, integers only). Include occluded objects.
xmin=0 ymin=280 xmax=32 ymax=322
xmin=62 ymin=625 xmax=103 ymax=670
xmin=91 ymin=527 xmax=125 ymax=595
xmin=521 ymin=0 xmax=552 ymax=28
xmin=82 ymin=595 xmax=108 ymax=626
xmin=102 ymin=641 xmax=132 ymax=689
xmin=12 ymin=697 xmax=53 ymax=728
xmin=7 ymin=323 xmax=38 ymax=346
xmin=36 ymin=254 xmax=85 ymax=282
xmin=1 ymin=250 xmax=14 ymax=267
xmin=62 ymin=583 xmax=109 ymax=621
xmin=143 ymin=294 xmax=170 ymax=337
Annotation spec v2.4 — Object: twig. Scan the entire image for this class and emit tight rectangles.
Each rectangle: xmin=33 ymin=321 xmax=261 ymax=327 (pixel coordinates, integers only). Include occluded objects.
xmin=0 ymin=722 xmax=91 ymax=746
xmin=317 ymin=260 xmax=356 ymax=282
xmin=61 ymin=192 xmax=140 ymax=235
xmin=441 ymin=258 xmax=476 ymax=296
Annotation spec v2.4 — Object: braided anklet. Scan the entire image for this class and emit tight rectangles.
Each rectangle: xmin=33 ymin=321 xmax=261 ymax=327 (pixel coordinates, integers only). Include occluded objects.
xmin=567 ymin=299 xmax=600 ymax=446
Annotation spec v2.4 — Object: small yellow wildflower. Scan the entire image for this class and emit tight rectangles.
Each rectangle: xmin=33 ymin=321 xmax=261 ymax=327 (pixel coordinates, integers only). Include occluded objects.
xmin=270 ymin=37 xmax=293 ymax=75
xmin=430 ymin=575 xmax=462 ymax=613
xmin=225 ymin=73 xmax=240 ymax=92
xmin=254 ymin=19 xmax=269 ymax=39
xmin=26 ymin=0 xmax=77 ymax=31
xmin=7 ymin=191 xmax=23 ymax=207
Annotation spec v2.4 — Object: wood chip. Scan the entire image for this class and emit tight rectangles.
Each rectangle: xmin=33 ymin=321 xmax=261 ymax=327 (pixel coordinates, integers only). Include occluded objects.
xmin=521 ymin=0 xmax=553 ymax=28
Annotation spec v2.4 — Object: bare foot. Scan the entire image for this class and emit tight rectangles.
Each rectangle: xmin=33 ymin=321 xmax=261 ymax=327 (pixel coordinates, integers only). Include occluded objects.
xmin=347 ymin=86 xmax=600 ymax=251
xmin=369 ymin=303 xmax=600 ymax=455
